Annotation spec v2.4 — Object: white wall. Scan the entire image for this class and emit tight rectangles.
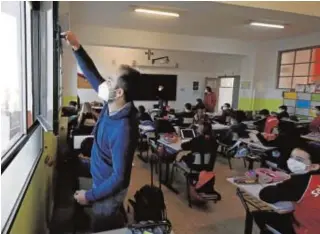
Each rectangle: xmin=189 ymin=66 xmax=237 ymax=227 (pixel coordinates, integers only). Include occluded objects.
xmin=77 ymin=45 xmax=242 ymax=110
xmin=254 ymin=32 xmax=320 ymax=100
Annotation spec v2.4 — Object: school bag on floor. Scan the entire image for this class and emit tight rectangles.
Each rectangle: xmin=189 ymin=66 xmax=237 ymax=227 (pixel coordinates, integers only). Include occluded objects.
xmin=128 ymin=152 xmax=171 ymax=233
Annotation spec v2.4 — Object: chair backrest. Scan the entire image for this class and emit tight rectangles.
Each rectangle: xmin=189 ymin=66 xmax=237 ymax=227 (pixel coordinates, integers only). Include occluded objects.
xmin=182 ymin=117 xmax=194 ymax=125
xmin=264 ymin=116 xmax=279 ymax=134
xmin=191 ymin=147 xmax=218 ymax=171
xmin=155 ymin=119 xmax=176 ymax=135
xmin=73 ymin=135 xmax=94 ymax=150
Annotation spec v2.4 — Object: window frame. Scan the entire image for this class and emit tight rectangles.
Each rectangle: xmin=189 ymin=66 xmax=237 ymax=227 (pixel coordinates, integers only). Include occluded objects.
xmin=1 ymin=1 xmax=42 ymax=170
xmin=276 ymin=45 xmax=320 ymax=89
xmin=1 ymin=1 xmax=28 ymax=163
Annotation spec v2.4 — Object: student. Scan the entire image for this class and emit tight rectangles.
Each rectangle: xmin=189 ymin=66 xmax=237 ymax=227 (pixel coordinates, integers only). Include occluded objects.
xmin=194 ymin=107 xmax=209 ymax=125
xmin=277 ymin=105 xmax=290 ymax=119
xmin=213 ymin=103 xmax=233 ymax=124
xmin=180 ymin=122 xmax=218 ymax=171
xmin=137 ymin=105 xmax=152 ymax=122
xmin=176 ymin=103 xmax=194 ymax=118
xmin=195 ymin=98 xmax=206 ymax=110
xmin=256 ymin=121 xmax=302 ymax=170
xmin=204 ymin=86 xmax=217 ymax=112
xmin=253 ymin=146 xmax=320 ymax=234
xmin=64 ymin=31 xmax=139 ymax=232
xmin=253 ymin=109 xmax=270 ymax=132
xmin=156 ymin=85 xmax=167 ymax=109
xmin=221 ymin=110 xmax=248 ymax=145
xmin=77 ymin=102 xmax=97 ymax=128
xmin=309 ymin=106 xmax=320 ymax=133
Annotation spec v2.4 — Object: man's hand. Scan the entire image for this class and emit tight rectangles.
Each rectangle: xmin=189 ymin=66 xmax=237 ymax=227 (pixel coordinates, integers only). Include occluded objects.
xmin=74 ymin=190 xmax=89 ymax=205
xmin=61 ymin=31 xmax=80 ymax=50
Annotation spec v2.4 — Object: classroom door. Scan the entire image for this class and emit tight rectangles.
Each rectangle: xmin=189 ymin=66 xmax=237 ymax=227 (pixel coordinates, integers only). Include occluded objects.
xmin=217 ymin=76 xmax=240 ymax=109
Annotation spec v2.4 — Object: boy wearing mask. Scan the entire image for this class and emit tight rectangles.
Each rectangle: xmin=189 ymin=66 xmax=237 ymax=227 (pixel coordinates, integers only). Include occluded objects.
xmin=277 ymin=105 xmax=290 ymax=120
xmin=253 ymin=146 xmax=320 ymax=234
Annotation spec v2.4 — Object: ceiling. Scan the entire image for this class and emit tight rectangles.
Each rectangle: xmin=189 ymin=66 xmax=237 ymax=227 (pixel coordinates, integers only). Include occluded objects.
xmin=70 ymin=1 xmax=320 ymax=41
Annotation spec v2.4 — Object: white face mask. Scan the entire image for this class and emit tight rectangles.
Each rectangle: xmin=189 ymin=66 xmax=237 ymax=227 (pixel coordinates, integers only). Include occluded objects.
xmin=204 ymin=90 xmax=208 ymax=93
xmin=287 ymin=158 xmax=309 ymax=174
xmin=98 ymin=81 xmax=117 ymax=103
xmin=230 ymin=119 xmax=237 ymax=125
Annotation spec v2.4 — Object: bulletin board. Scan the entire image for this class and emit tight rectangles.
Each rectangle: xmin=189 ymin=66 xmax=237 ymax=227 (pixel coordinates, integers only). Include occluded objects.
xmin=283 ymin=91 xmax=320 ymax=118
xmin=77 ymin=73 xmax=92 ymax=89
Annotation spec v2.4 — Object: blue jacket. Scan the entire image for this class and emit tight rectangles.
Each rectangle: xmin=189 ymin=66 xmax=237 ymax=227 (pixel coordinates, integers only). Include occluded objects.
xmin=74 ymin=46 xmax=138 ymax=202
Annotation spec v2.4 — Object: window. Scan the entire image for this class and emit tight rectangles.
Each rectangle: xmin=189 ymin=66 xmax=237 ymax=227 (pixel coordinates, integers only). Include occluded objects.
xmin=277 ymin=46 xmax=320 ymax=89
xmin=1 ymin=1 xmax=26 ymax=157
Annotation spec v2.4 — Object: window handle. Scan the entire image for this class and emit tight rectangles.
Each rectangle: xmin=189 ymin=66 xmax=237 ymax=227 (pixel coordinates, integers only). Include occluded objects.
xmin=36 ymin=115 xmax=53 ymax=132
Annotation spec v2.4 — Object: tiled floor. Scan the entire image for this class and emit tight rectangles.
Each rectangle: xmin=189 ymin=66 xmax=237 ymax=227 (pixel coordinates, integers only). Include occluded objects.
xmin=127 ymin=155 xmax=260 ymax=234
xmin=51 ymin=153 xmax=260 ymax=234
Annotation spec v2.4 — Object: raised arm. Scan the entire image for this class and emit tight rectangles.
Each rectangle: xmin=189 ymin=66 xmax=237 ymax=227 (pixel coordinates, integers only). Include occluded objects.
xmin=63 ymin=31 xmax=104 ymax=91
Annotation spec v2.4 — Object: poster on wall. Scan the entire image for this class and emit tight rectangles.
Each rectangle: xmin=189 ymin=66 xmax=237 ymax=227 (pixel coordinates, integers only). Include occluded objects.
xmin=305 ymin=84 xmax=316 ymax=93
xmin=77 ymin=73 xmax=92 ymax=89
xmin=295 ymin=84 xmax=305 ymax=92
xmin=315 ymin=84 xmax=320 ymax=93
xmin=193 ymin=81 xmax=199 ymax=91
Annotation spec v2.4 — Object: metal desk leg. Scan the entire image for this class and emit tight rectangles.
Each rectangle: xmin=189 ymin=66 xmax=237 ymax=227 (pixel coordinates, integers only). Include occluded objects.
xmin=244 ymin=211 xmax=253 ymax=234
xmin=236 ymin=188 xmax=253 ymax=234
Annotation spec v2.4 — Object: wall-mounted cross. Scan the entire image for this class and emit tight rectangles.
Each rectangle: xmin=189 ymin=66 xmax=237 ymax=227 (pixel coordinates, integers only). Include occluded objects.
xmin=145 ymin=49 xmax=154 ymax=60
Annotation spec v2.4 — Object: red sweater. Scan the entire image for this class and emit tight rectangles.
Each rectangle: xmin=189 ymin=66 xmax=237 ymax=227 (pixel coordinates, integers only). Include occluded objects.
xmin=309 ymin=116 xmax=320 ymax=132
xmin=204 ymin=92 xmax=216 ymax=112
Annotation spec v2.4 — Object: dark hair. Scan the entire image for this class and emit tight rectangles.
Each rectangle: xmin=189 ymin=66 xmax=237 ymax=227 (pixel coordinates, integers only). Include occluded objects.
xmin=231 ymin=110 xmax=246 ymax=123
xmin=224 ymin=103 xmax=231 ymax=108
xmin=206 ymin=86 xmax=212 ymax=92
xmin=196 ymin=98 xmax=202 ymax=103
xmin=202 ymin=122 xmax=213 ymax=136
xmin=185 ymin=103 xmax=192 ymax=110
xmin=138 ymin=105 xmax=146 ymax=113
xmin=259 ymin=109 xmax=270 ymax=116
xmin=116 ymin=65 xmax=141 ymax=102
xmin=315 ymin=106 xmax=320 ymax=111
xmin=69 ymin=101 xmax=77 ymax=107
xmin=296 ymin=144 xmax=320 ymax=164
xmin=279 ymin=105 xmax=288 ymax=111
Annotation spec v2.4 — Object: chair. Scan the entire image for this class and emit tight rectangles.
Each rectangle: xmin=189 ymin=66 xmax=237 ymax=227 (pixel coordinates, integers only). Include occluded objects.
xmin=170 ymin=148 xmax=218 ymax=207
xmin=216 ymin=140 xmax=247 ymax=170
xmin=180 ymin=117 xmax=194 ymax=128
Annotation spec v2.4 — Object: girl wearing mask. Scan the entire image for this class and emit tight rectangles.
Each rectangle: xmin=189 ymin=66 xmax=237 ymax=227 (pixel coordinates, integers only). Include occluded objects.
xmin=252 ymin=146 xmax=320 ymax=234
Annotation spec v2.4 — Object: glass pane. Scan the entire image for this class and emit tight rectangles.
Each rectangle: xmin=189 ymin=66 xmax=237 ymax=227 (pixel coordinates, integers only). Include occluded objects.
xmin=280 ymin=65 xmax=293 ymax=76
xmin=293 ymin=63 xmax=309 ymax=76
xmin=309 ymin=76 xmax=320 ymax=84
xmin=26 ymin=3 xmax=33 ymax=128
xmin=309 ymin=62 xmax=320 ymax=76
xmin=46 ymin=8 xmax=53 ymax=125
xmin=220 ymin=77 xmax=234 ymax=87
xmin=1 ymin=1 xmax=24 ymax=156
xmin=292 ymin=77 xmax=308 ymax=88
xmin=295 ymin=49 xmax=311 ymax=63
xmin=311 ymin=48 xmax=320 ymax=62
xmin=278 ymin=77 xmax=292 ymax=89
xmin=281 ymin=51 xmax=295 ymax=64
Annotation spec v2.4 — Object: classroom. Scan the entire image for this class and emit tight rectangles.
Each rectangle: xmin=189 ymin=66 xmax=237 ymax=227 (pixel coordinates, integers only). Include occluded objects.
xmin=1 ymin=2 xmax=319 ymax=234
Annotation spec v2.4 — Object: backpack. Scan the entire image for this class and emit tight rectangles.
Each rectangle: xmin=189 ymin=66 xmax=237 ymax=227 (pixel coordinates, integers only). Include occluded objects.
xmin=129 ymin=185 xmax=166 ymax=222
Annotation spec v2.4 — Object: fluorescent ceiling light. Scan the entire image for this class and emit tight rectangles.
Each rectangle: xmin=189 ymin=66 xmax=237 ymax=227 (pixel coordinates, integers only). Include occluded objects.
xmin=135 ymin=8 xmax=179 ymax=17
xmin=250 ymin=22 xmax=284 ymax=29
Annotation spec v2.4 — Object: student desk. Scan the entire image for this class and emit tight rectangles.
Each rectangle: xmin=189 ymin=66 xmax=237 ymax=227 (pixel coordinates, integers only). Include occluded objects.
xmin=211 ymin=122 xmax=230 ymax=131
xmin=239 ymin=138 xmax=277 ymax=151
xmin=227 ymin=177 xmax=294 ymax=234
xmin=242 ymin=121 xmax=256 ymax=130
xmin=156 ymin=138 xmax=192 ymax=193
xmin=301 ymin=132 xmax=320 ymax=142
xmin=137 ymin=125 xmax=155 ymax=163
xmin=94 ymin=228 xmax=175 ymax=234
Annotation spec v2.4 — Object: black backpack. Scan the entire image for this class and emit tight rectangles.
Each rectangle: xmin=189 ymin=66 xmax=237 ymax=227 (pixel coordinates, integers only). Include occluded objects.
xmin=130 ymin=185 xmax=166 ymax=222
xmin=129 ymin=151 xmax=167 ymax=223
